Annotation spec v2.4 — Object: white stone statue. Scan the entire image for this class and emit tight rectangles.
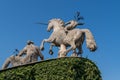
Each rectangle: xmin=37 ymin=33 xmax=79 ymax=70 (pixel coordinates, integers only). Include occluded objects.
xmin=48 ymin=20 xmax=83 ymax=57
xmin=18 ymin=40 xmax=44 ymax=62
xmin=2 ymin=55 xmax=24 ymax=69
xmin=2 ymin=40 xmax=44 ymax=69
xmin=40 ymin=18 xmax=97 ymax=57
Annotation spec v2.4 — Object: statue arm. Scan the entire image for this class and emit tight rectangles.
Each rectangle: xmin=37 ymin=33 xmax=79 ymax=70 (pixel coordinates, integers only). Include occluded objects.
xmin=2 ymin=58 xmax=11 ymax=69
xmin=37 ymin=48 xmax=44 ymax=60
xmin=18 ymin=47 xmax=27 ymax=56
xmin=65 ymin=20 xmax=84 ymax=31
xmin=65 ymin=20 xmax=78 ymax=30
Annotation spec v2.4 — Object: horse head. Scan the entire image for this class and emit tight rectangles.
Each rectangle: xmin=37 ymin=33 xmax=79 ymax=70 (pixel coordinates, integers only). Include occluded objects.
xmin=47 ymin=18 xmax=65 ymax=32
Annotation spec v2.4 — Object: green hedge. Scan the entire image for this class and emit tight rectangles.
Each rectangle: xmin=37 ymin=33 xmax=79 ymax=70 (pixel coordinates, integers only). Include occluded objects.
xmin=0 ymin=57 xmax=102 ymax=80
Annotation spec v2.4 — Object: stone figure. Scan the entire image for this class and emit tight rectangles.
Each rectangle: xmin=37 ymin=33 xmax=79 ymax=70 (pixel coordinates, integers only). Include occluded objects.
xmin=2 ymin=40 xmax=44 ymax=69
xmin=48 ymin=12 xmax=84 ymax=57
xmin=40 ymin=18 xmax=97 ymax=57
xmin=2 ymin=55 xmax=24 ymax=69
xmin=64 ymin=20 xmax=84 ymax=33
xmin=49 ymin=20 xmax=84 ymax=57
xmin=18 ymin=40 xmax=44 ymax=62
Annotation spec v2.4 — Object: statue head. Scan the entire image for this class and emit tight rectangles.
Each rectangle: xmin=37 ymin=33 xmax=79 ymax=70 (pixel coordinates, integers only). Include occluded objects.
xmin=47 ymin=18 xmax=65 ymax=31
xmin=27 ymin=40 xmax=34 ymax=45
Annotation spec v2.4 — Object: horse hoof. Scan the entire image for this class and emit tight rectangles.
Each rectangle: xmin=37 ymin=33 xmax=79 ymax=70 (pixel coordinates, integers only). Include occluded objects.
xmin=49 ymin=50 xmax=53 ymax=55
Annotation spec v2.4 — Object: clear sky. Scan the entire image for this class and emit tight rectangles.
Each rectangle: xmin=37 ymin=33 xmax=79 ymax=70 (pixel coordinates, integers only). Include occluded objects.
xmin=0 ymin=0 xmax=120 ymax=80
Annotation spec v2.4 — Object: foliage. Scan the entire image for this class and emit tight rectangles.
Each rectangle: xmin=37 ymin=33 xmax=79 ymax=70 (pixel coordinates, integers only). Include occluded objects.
xmin=0 ymin=57 xmax=102 ymax=80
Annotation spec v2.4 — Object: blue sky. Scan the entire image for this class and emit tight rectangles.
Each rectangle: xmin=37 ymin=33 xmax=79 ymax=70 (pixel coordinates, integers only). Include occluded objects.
xmin=0 ymin=0 xmax=120 ymax=80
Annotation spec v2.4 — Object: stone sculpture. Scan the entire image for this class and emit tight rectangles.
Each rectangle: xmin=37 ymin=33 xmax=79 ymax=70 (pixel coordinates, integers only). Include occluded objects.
xmin=2 ymin=40 xmax=44 ymax=69
xmin=2 ymin=12 xmax=97 ymax=69
xmin=18 ymin=40 xmax=44 ymax=62
xmin=2 ymin=55 xmax=24 ymax=69
xmin=48 ymin=20 xmax=84 ymax=57
xmin=40 ymin=18 xmax=97 ymax=57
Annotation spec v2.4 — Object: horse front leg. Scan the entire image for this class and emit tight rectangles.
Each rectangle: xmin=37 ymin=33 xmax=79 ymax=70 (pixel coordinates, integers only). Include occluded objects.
xmin=49 ymin=43 xmax=55 ymax=55
xmin=40 ymin=38 xmax=54 ymax=51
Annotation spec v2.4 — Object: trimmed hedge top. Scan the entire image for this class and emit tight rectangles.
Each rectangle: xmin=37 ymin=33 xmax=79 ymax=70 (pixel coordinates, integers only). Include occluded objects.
xmin=0 ymin=57 xmax=102 ymax=80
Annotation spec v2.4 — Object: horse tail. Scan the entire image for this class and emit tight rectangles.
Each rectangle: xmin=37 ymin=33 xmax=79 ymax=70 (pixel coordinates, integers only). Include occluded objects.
xmin=81 ymin=29 xmax=97 ymax=52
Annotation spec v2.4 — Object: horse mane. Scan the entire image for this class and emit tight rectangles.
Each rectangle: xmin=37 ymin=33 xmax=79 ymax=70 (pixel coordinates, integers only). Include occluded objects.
xmin=49 ymin=18 xmax=65 ymax=27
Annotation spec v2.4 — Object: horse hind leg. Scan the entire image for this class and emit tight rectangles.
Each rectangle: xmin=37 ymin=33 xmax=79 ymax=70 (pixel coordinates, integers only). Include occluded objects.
xmin=71 ymin=49 xmax=78 ymax=57
xmin=71 ymin=47 xmax=83 ymax=57
xmin=77 ymin=46 xmax=83 ymax=57
xmin=77 ymin=33 xmax=85 ymax=57
xmin=66 ymin=41 xmax=76 ymax=55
